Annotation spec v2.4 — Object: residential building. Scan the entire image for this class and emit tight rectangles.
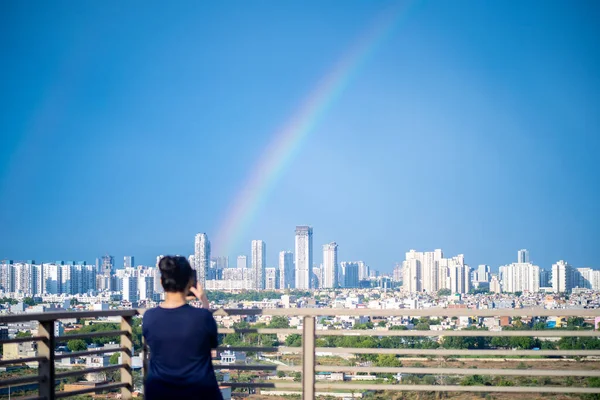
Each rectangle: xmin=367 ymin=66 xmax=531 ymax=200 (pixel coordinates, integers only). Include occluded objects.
xmin=265 ymin=267 xmax=279 ymax=290
xmin=279 ymin=251 xmax=294 ymax=290
xmin=340 ymin=262 xmax=359 ymax=288
xmin=124 ymin=256 xmax=135 ymax=269
xmin=552 ymin=260 xmax=573 ymax=293
xmin=251 ymin=240 xmax=266 ymax=290
xmin=392 ymin=263 xmax=403 ymax=282
xmin=122 ymin=276 xmax=138 ymax=303
xmin=499 ymin=262 xmax=540 ymax=293
xmin=237 ymin=255 xmax=247 ymax=269
xmin=194 ymin=233 xmax=210 ymax=286
xmin=294 ymin=226 xmax=313 ymax=290
xmin=518 ymin=249 xmax=530 ymax=264
xmin=322 ymin=242 xmax=338 ymax=289
xmin=490 ymin=274 xmax=501 ymax=294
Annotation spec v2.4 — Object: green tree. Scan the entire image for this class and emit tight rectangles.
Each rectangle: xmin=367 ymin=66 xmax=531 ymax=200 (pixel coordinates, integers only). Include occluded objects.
xmin=22 ymin=297 xmax=36 ymax=306
xmin=375 ymin=354 xmax=402 ymax=367
xmin=285 ymin=334 xmax=302 ymax=347
xmin=389 ymin=325 xmax=408 ymax=330
xmin=67 ymin=339 xmax=87 ymax=352
xmin=15 ymin=331 xmax=32 ymax=338
xmin=269 ymin=316 xmax=290 ymax=329
xmin=377 ymin=321 xmax=387 ymax=328
xmin=109 ymin=352 xmax=120 ymax=365
xmin=438 ymin=288 xmax=451 ymax=296
xmin=567 ymin=317 xmax=586 ymax=329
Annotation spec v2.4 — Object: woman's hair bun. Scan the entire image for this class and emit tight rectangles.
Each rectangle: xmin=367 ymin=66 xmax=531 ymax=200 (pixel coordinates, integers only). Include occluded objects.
xmin=158 ymin=255 xmax=193 ymax=293
xmin=159 ymin=256 xmax=177 ymax=272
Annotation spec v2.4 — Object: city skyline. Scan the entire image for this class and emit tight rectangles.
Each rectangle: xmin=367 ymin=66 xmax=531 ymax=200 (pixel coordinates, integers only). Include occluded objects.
xmin=1 ymin=2 xmax=599 ymax=274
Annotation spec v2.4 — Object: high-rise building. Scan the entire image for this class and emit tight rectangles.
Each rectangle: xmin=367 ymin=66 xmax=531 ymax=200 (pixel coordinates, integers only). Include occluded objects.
xmin=392 ymin=263 xmax=403 ymax=282
xmin=124 ymin=256 xmax=135 ymax=269
xmin=340 ymin=262 xmax=359 ymax=288
xmin=312 ymin=266 xmax=322 ymax=289
xmin=474 ymin=265 xmax=491 ymax=283
xmin=101 ymin=255 xmax=114 ymax=277
xmin=138 ymin=275 xmax=154 ymax=301
xmin=499 ymin=261 xmax=540 ymax=293
xmin=402 ymin=250 xmax=470 ymax=294
xmin=251 ymin=240 xmax=266 ymax=290
xmin=0 ymin=261 xmax=15 ymax=293
xmin=295 ymin=226 xmax=313 ymax=290
xmin=237 ymin=255 xmax=247 ymax=269
xmin=551 ymin=260 xmax=573 ymax=293
xmin=517 ymin=249 xmax=530 ymax=264
xmin=122 ymin=276 xmax=138 ymax=303
xmin=540 ymin=269 xmax=551 ymax=287
xmin=490 ymin=274 xmax=502 ymax=294
xmin=358 ymin=261 xmax=369 ymax=281
xmin=573 ymin=268 xmax=593 ymax=289
xmin=279 ymin=251 xmax=294 ymax=290
xmin=422 ymin=251 xmax=438 ymax=292
xmin=194 ymin=233 xmax=211 ymax=286
xmin=265 ymin=267 xmax=279 ymax=290
xmin=591 ymin=270 xmax=600 ymax=291
xmin=322 ymin=242 xmax=338 ymax=289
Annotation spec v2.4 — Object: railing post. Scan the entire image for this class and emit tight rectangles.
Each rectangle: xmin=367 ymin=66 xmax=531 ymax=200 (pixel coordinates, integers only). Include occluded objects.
xmin=38 ymin=319 xmax=56 ymax=400
xmin=302 ymin=316 xmax=316 ymax=400
xmin=142 ymin=335 xmax=149 ymax=384
xmin=120 ymin=316 xmax=133 ymax=399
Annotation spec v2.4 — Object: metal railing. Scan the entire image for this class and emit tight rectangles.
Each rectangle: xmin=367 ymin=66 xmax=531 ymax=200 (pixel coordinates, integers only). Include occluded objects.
xmin=1 ymin=307 xmax=599 ymax=399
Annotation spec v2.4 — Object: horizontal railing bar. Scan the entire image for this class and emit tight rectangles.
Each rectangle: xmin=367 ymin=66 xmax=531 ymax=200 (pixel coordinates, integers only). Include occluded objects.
xmin=0 ymin=309 xmax=138 ymax=324
xmin=313 ymin=365 xmax=600 ymax=376
xmin=56 ymin=330 xmax=128 ymax=341
xmin=216 ymin=346 xmax=280 ymax=352
xmin=316 ymin=329 xmax=600 ymax=337
xmin=55 ymin=347 xmax=128 ymax=360
xmin=55 ymin=382 xmax=128 ymax=398
xmin=218 ymin=328 xmax=299 ymax=334
xmin=216 ymin=307 xmax=600 ymax=318
xmin=0 ymin=356 xmax=46 ymax=366
xmin=55 ymin=363 xmax=127 ymax=379
xmin=217 ymin=328 xmax=600 ymax=337
xmin=0 ymin=336 xmax=46 ymax=345
xmin=313 ymin=347 xmax=600 ymax=356
xmin=0 ymin=374 xmax=43 ymax=388
xmin=214 ymin=364 xmax=302 ymax=372
xmin=313 ymin=383 xmax=600 ymax=393
xmin=221 ymin=382 xmax=303 ymax=389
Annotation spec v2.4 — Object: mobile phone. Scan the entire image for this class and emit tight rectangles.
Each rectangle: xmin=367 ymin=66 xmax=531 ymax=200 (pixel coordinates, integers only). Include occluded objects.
xmin=188 ymin=269 xmax=198 ymax=297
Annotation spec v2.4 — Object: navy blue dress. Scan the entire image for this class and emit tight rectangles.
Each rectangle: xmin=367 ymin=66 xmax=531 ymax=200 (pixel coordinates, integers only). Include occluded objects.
xmin=143 ymin=305 xmax=223 ymax=400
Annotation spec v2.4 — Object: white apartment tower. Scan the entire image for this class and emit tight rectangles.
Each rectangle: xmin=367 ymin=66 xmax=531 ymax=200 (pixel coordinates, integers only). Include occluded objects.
xmin=402 ymin=249 xmax=470 ymax=294
xmin=237 ymin=255 xmax=248 ymax=269
xmin=551 ymin=260 xmax=572 ymax=293
xmin=294 ymin=226 xmax=313 ymax=290
xmin=122 ymin=276 xmax=139 ymax=303
xmin=499 ymin=262 xmax=540 ymax=293
xmin=251 ymin=240 xmax=266 ymax=290
xmin=322 ymin=242 xmax=338 ymax=289
xmin=517 ymin=249 xmax=530 ymax=264
xmin=265 ymin=267 xmax=279 ymax=290
xmin=194 ymin=233 xmax=211 ymax=286
xmin=279 ymin=251 xmax=294 ymax=290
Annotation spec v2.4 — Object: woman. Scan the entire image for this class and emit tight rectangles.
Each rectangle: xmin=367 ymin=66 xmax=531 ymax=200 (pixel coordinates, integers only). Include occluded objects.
xmin=143 ymin=255 xmax=223 ymax=400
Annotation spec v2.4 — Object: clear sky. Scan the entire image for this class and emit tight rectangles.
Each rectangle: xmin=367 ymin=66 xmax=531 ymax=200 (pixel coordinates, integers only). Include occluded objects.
xmin=1 ymin=1 xmax=599 ymax=273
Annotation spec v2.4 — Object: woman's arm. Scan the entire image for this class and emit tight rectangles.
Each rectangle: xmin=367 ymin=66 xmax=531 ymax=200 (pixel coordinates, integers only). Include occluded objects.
xmin=189 ymin=283 xmax=210 ymax=309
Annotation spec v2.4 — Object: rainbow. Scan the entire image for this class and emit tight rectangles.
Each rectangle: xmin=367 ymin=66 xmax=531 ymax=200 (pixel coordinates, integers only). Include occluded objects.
xmin=214 ymin=2 xmax=416 ymax=255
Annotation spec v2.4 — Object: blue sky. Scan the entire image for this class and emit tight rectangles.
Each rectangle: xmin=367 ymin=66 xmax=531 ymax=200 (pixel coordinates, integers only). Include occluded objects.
xmin=1 ymin=1 xmax=599 ymax=273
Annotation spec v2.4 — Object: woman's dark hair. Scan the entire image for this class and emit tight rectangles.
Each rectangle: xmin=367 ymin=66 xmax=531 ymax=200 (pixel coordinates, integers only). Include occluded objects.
xmin=158 ymin=256 xmax=194 ymax=293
